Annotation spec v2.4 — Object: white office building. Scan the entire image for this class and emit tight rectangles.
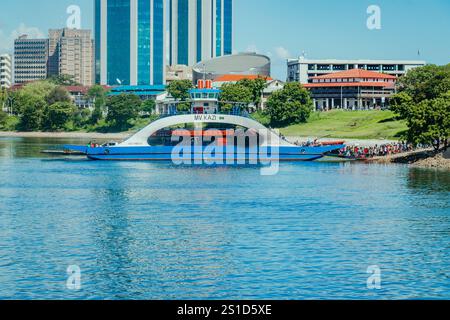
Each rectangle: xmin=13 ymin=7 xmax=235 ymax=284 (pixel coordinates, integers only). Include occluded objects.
xmin=0 ymin=54 xmax=12 ymax=89
xmin=287 ymin=57 xmax=426 ymax=84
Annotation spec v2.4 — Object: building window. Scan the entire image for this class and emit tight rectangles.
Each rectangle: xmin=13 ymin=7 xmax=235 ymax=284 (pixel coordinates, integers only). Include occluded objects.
xmin=216 ymin=0 xmax=222 ymax=56
xmin=177 ymin=0 xmax=189 ymax=65
xmin=317 ymin=64 xmax=331 ymax=71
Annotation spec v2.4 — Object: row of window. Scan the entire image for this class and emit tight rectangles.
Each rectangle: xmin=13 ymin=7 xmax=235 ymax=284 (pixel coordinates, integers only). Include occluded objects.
xmin=307 ymin=64 xmax=406 ymax=71
xmin=313 ymin=78 xmax=394 ymax=83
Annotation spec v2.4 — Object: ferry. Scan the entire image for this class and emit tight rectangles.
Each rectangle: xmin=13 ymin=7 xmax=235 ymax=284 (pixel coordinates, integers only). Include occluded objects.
xmin=64 ymin=81 xmax=345 ymax=162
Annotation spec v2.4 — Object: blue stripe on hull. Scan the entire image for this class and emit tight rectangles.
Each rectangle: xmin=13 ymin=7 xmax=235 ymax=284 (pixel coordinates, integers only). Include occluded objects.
xmin=87 ymin=154 xmax=323 ymax=161
xmin=65 ymin=145 xmax=345 ymax=162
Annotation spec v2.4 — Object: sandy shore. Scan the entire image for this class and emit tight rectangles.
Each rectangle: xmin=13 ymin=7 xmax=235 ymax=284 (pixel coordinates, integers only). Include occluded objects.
xmin=0 ymin=131 xmax=130 ymax=140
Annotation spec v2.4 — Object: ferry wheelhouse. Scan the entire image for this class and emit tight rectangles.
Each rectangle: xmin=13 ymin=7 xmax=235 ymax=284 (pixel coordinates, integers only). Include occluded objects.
xmin=64 ymin=81 xmax=345 ymax=162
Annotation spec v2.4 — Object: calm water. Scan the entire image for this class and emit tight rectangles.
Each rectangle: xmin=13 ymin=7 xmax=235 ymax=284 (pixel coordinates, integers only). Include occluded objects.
xmin=0 ymin=137 xmax=449 ymax=300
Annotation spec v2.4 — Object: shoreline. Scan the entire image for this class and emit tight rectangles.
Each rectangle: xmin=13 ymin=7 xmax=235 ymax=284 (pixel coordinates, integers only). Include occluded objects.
xmin=0 ymin=131 xmax=131 ymax=139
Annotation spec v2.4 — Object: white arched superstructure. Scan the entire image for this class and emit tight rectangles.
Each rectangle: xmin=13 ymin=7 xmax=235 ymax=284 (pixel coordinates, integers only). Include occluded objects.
xmin=119 ymin=114 xmax=294 ymax=147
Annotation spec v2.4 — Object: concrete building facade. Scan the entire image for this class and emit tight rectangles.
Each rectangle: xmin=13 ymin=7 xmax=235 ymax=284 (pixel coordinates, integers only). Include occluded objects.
xmin=0 ymin=54 xmax=12 ymax=89
xmin=166 ymin=64 xmax=193 ymax=84
xmin=49 ymin=28 xmax=94 ymax=86
xmin=14 ymin=35 xmax=49 ymax=84
xmin=170 ymin=0 xmax=233 ymax=66
xmin=94 ymin=0 xmax=166 ymax=86
xmin=303 ymin=69 xmax=397 ymax=111
xmin=287 ymin=57 xmax=426 ymax=84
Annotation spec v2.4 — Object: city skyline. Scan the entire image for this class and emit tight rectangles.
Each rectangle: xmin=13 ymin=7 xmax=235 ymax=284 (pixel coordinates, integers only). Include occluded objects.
xmin=94 ymin=0 xmax=166 ymax=86
xmin=0 ymin=0 xmax=449 ymax=80
xmin=169 ymin=0 xmax=233 ymax=66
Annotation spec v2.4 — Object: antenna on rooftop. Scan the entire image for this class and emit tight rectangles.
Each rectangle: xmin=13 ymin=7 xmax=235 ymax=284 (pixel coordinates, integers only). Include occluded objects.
xmin=202 ymin=63 xmax=207 ymax=82
xmin=300 ymin=51 xmax=307 ymax=60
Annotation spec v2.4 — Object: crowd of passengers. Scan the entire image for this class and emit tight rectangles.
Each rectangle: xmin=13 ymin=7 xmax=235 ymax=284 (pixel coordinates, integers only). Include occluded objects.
xmin=295 ymin=140 xmax=428 ymax=159
xmin=338 ymin=143 xmax=416 ymax=159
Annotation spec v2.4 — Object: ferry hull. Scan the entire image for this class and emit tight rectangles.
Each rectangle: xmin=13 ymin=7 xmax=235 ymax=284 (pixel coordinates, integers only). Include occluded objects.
xmin=64 ymin=145 xmax=344 ymax=162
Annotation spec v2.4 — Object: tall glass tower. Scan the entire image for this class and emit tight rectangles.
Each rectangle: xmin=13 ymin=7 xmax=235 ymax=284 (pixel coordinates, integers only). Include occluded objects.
xmin=95 ymin=0 xmax=166 ymax=86
xmin=170 ymin=0 xmax=232 ymax=66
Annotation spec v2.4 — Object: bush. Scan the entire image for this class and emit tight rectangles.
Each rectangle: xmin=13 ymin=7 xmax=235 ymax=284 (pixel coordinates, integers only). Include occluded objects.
xmin=106 ymin=94 xmax=141 ymax=131
xmin=266 ymin=82 xmax=313 ymax=127
xmin=42 ymin=102 xmax=76 ymax=131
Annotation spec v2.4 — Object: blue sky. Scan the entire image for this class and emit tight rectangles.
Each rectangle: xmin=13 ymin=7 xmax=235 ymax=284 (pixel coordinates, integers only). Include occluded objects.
xmin=0 ymin=0 xmax=449 ymax=79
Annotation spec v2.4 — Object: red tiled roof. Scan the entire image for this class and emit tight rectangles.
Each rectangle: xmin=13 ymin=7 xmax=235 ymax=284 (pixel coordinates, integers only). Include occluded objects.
xmin=65 ymin=86 xmax=89 ymax=94
xmin=303 ymin=82 xmax=396 ymax=88
xmin=311 ymin=69 xmax=397 ymax=80
xmin=65 ymin=85 xmax=111 ymax=93
xmin=214 ymin=74 xmax=273 ymax=82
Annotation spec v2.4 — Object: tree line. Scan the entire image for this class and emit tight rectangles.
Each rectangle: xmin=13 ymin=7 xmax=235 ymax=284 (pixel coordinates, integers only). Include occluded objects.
xmin=391 ymin=64 xmax=450 ymax=151
xmin=1 ymin=74 xmax=316 ymax=132
xmin=0 ymin=78 xmax=156 ymax=132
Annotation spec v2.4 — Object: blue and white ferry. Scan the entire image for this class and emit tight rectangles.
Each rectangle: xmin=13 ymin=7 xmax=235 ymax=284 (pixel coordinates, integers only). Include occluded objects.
xmin=64 ymin=83 xmax=345 ymax=162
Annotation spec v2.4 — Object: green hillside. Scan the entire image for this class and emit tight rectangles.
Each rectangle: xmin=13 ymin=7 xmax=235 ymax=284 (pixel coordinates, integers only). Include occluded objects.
xmin=279 ymin=110 xmax=407 ymax=140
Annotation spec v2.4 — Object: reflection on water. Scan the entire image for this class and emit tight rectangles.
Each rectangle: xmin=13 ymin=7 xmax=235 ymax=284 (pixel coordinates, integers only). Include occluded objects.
xmin=0 ymin=137 xmax=99 ymax=159
xmin=408 ymin=168 xmax=450 ymax=193
xmin=0 ymin=137 xmax=449 ymax=300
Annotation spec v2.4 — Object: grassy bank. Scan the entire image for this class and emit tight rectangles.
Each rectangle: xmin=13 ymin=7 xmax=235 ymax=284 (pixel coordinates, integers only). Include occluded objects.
xmin=279 ymin=110 xmax=408 ymax=140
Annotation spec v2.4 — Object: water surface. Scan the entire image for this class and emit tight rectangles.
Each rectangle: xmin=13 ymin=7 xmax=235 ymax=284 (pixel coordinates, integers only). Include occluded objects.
xmin=0 ymin=137 xmax=449 ymax=299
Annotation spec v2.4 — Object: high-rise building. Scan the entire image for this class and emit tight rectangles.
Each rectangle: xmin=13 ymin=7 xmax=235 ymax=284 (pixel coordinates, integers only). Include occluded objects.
xmin=0 ymin=54 xmax=12 ymax=89
xmin=169 ymin=0 xmax=233 ymax=67
xmin=14 ymin=35 xmax=49 ymax=84
xmin=48 ymin=28 xmax=94 ymax=86
xmin=94 ymin=0 xmax=166 ymax=86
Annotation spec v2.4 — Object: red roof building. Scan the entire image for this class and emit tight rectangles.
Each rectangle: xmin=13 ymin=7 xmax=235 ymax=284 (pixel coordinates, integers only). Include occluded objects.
xmin=302 ymin=69 xmax=397 ymax=110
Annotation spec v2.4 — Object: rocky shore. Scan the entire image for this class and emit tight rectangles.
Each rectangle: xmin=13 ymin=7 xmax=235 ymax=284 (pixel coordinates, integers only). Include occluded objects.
xmin=411 ymin=150 xmax=450 ymax=169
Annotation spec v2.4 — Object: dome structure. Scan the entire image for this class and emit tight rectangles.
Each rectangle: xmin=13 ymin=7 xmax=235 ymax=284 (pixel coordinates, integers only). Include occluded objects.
xmin=193 ymin=53 xmax=271 ymax=83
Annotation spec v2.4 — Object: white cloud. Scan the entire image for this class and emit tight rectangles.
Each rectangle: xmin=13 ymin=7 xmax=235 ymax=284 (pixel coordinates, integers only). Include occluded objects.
xmin=274 ymin=46 xmax=291 ymax=60
xmin=0 ymin=23 xmax=45 ymax=53
xmin=244 ymin=44 xmax=259 ymax=54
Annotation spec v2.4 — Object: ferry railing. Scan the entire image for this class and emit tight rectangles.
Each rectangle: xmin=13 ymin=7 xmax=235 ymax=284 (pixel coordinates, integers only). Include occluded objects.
xmin=154 ymin=110 xmax=251 ymax=120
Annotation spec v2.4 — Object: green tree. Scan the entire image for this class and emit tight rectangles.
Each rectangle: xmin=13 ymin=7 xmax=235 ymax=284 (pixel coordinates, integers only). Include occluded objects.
xmin=392 ymin=64 xmax=450 ymax=150
xmin=0 ymin=88 xmax=8 ymax=111
xmin=0 ymin=110 xmax=7 ymax=129
xmin=18 ymin=97 xmax=46 ymax=131
xmin=42 ymin=102 xmax=76 ymax=131
xmin=167 ymin=80 xmax=194 ymax=101
xmin=20 ymin=81 xmax=56 ymax=101
xmin=397 ymin=64 xmax=450 ymax=103
xmin=47 ymin=74 xmax=80 ymax=86
xmin=73 ymin=108 xmax=91 ymax=128
xmin=140 ymin=99 xmax=156 ymax=115
xmin=402 ymin=97 xmax=449 ymax=150
xmin=238 ymin=77 xmax=268 ymax=108
xmin=265 ymin=82 xmax=313 ymax=127
xmin=87 ymin=85 xmax=108 ymax=124
xmin=106 ymin=94 xmax=141 ymax=130
xmin=87 ymin=85 xmax=108 ymax=107
xmin=46 ymin=86 xmax=72 ymax=105
xmin=390 ymin=92 xmax=414 ymax=117
xmin=219 ymin=83 xmax=252 ymax=112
